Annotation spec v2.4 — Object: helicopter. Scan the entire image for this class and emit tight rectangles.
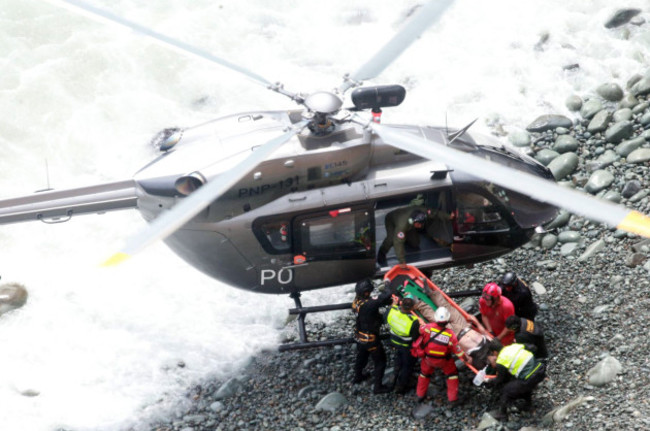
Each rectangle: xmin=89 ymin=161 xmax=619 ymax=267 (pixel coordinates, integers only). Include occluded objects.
xmin=1 ymin=0 xmax=650 ymax=349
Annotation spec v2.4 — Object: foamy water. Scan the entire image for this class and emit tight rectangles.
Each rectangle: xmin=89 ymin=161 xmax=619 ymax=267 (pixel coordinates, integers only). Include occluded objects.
xmin=0 ymin=1 xmax=648 ymax=429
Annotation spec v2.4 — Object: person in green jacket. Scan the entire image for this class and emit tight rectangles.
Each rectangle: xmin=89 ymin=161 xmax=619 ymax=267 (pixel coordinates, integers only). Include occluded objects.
xmin=377 ymin=206 xmax=453 ymax=267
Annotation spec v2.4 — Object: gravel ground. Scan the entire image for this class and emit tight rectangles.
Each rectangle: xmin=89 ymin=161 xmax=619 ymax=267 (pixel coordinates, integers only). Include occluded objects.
xmin=146 ymin=75 xmax=650 ymax=431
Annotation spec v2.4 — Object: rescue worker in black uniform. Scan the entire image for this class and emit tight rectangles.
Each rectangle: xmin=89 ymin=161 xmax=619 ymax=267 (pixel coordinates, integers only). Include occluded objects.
xmin=500 ymin=272 xmax=538 ymax=320
xmin=505 ymin=315 xmax=548 ymax=359
xmin=351 ymin=279 xmax=392 ymax=394
xmin=484 ymin=339 xmax=546 ymax=421
xmin=384 ymin=296 xmax=420 ymax=394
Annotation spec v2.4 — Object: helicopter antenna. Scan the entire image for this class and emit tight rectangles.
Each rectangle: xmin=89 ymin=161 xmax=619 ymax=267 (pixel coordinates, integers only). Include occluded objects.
xmin=447 ymin=118 xmax=477 ymax=145
xmin=45 ymin=159 xmax=51 ymax=190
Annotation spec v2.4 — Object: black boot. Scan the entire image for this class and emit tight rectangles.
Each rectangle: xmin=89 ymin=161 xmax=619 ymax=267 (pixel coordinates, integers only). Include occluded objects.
xmin=489 ymin=405 xmax=508 ymax=421
xmin=352 ymin=373 xmax=369 ymax=384
xmin=377 ymin=251 xmax=387 ymax=266
xmin=373 ymin=384 xmax=391 ymax=394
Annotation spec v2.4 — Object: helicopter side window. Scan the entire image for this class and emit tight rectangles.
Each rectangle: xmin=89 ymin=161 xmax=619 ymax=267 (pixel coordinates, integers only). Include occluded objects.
xmin=456 ymin=191 xmax=509 ymax=233
xmin=298 ymin=208 xmax=373 ymax=257
xmin=253 ymin=220 xmax=292 ymax=254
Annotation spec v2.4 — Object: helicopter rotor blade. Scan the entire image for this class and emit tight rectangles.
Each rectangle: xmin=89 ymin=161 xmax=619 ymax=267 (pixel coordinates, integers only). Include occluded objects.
xmin=366 ymin=121 xmax=650 ymax=238
xmin=45 ymin=0 xmax=274 ymax=88
xmin=339 ymin=0 xmax=454 ymax=93
xmin=103 ymin=120 xmax=310 ymax=266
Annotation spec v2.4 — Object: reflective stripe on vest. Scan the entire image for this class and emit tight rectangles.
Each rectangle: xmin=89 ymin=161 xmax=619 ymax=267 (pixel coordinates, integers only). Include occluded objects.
xmin=387 ymin=306 xmax=417 ymax=347
xmin=424 ymin=326 xmax=452 ymax=357
xmin=496 ymin=343 xmax=533 ymax=378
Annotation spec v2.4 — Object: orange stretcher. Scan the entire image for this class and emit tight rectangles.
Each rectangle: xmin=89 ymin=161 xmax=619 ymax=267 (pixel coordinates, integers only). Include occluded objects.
xmin=383 ymin=264 xmax=495 ymax=381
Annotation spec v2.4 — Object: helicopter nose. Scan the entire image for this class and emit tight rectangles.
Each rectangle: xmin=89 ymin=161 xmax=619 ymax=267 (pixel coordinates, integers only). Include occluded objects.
xmin=175 ymin=173 xmax=205 ymax=196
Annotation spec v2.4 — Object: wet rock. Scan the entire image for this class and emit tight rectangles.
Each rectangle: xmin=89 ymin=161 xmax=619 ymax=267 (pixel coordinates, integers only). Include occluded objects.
xmin=625 ymin=252 xmax=646 ymax=268
xmin=616 ymin=136 xmax=645 ymax=157
xmin=604 ymin=8 xmax=641 ymax=28
xmin=631 ymin=76 xmax=650 ymax=97
xmin=621 ymin=180 xmax=642 ymax=198
xmin=315 ymin=392 xmax=347 ymax=413
xmin=605 ymin=120 xmax=634 ymax=143
xmin=580 ymin=99 xmax=603 ymax=120
xmin=526 ymin=115 xmax=573 ymax=133
xmin=412 ymin=403 xmax=435 ymax=419
xmin=541 ymin=234 xmax=558 ymax=249
xmin=596 ymin=83 xmax=624 ymax=101
xmin=531 ymin=281 xmax=546 ymax=295
xmin=587 ymin=110 xmax=611 ymax=134
xmin=612 ymin=108 xmax=632 ymax=122
xmin=541 ymin=396 xmax=594 ymax=425
xmin=619 ymin=93 xmax=639 ymax=109
xmin=535 ymin=149 xmax=560 ymax=166
xmin=214 ymin=378 xmax=243 ymax=400
xmin=557 ymin=231 xmax=580 ymax=243
xmin=552 ymin=135 xmax=579 ymax=153
xmin=577 ymin=239 xmax=605 ymax=262
xmin=626 ymin=148 xmax=650 ymax=163
xmin=587 ymin=356 xmax=622 ymax=386
xmin=478 ymin=412 xmax=500 ymax=430
xmin=548 ymin=152 xmax=579 ymax=180
xmin=508 ymin=129 xmax=531 ymax=147
xmin=565 ymin=95 xmax=582 ymax=111
xmin=545 ymin=210 xmax=570 ymax=229
xmin=560 ymin=242 xmax=579 ymax=256
xmin=585 ymin=170 xmax=614 ymax=194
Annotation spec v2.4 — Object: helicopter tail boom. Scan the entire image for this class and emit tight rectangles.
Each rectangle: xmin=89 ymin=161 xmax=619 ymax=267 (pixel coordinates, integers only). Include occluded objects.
xmin=0 ymin=180 xmax=138 ymax=224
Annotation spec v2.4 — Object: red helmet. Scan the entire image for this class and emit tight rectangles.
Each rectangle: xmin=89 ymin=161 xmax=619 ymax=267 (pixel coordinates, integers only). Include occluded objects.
xmin=482 ymin=282 xmax=501 ymax=301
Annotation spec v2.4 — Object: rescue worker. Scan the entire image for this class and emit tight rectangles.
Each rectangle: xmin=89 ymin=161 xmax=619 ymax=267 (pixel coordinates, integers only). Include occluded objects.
xmin=505 ymin=315 xmax=548 ymax=359
xmin=484 ymin=339 xmax=546 ymax=421
xmin=385 ymin=296 xmax=420 ymax=394
xmin=377 ymin=206 xmax=453 ymax=268
xmin=500 ymin=272 xmax=538 ymax=320
xmin=479 ymin=283 xmax=515 ymax=345
xmin=351 ymin=279 xmax=393 ymax=394
xmin=414 ymin=307 xmax=467 ymax=407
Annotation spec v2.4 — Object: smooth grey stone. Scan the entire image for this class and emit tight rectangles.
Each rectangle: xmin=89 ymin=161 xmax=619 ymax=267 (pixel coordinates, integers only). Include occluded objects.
xmin=541 ymin=234 xmax=558 ymax=249
xmin=587 ymin=356 xmax=622 ymax=386
xmin=548 ymin=152 xmax=579 ymax=180
xmin=632 ymin=76 xmax=650 ymax=96
xmin=587 ymin=110 xmax=611 ymax=133
xmin=214 ymin=378 xmax=243 ymax=400
xmin=596 ymin=83 xmax=623 ymax=101
xmin=613 ymin=108 xmax=633 ymax=122
xmin=619 ymin=93 xmax=639 ymax=109
xmin=640 ymin=111 xmax=650 ymax=126
xmin=531 ymin=281 xmax=547 ymax=295
xmin=526 ymin=114 xmax=573 ymax=133
xmin=604 ymin=8 xmax=641 ymax=28
xmin=580 ymin=99 xmax=603 ymax=119
xmin=508 ymin=129 xmax=531 ymax=147
xmin=604 ymin=120 xmax=633 ymax=143
xmin=412 ymin=403 xmax=435 ymax=419
xmin=542 ymin=396 xmax=595 ymax=425
xmin=552 ymin=135 xmax=579 ymax=153
xmin=558 ymin=230 xmax=581 ymax=243
xmin=560 ymin=242 xmax=580 ymax=256
xmin=632 ymin=101 xmax=649 ymax=114
xmin=602 ymin=190 xmax=621 ymax=203
xmin=585 ymin=170 xmax=614 ymax=194
xmin=616 ymin=136 xmax=645 ymax=157
xmin=315 ymin=392 xmax=347 ymax=413
xmin=626 ymin=148 xmax=650 ymax=163
xmin=577 ymin=239 xmax=606 ymax=262
xmin=565 ymin=94 xmax=583 ymax=111
xmin=535 ymin=148 xmax=560 ymax=166
xmin=628 ymin=190 xmax=649 ymax=203
xmin=621 ymin=180 xmax=642 ymax=198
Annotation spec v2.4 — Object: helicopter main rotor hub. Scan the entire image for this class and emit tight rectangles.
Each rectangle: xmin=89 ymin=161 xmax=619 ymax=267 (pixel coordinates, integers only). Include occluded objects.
xmin=303 ymin=91 xmax=343 ymax=115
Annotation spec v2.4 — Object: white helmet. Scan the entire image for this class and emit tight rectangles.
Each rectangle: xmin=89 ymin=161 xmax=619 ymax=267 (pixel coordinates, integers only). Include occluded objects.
xmin=434 ymin=306 xmax=451 ymax=324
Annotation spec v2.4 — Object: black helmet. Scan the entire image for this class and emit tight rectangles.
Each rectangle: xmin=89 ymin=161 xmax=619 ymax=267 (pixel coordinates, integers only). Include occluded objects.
xmin=502 ymin=272 xmax=517 ymax=286
xmin=410 ymin=210 xmax=426 ymax=224
xmin=355 ymin=279 xmax=374 ymax=296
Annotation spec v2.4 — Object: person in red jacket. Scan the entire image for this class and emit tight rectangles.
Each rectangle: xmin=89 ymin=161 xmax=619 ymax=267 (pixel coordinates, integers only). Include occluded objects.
xmin=480 ymin=283 xmax=515 ymax=345
xmin=414 ymin=307 xmax=467 ymax=407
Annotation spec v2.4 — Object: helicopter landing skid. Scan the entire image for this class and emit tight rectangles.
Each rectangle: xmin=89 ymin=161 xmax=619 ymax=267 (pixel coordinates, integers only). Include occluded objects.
xmin=279 ymin=292 xmax=356 ymax=352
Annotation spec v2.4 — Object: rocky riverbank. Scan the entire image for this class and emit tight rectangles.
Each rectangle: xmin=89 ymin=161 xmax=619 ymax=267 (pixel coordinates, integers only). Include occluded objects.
xmin=146 ymin=22 xmax=650 ymax=431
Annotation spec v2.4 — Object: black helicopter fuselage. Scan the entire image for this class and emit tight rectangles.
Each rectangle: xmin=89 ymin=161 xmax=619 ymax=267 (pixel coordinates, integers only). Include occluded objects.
xmin=133 ymin=109 xmax=558 ymax=294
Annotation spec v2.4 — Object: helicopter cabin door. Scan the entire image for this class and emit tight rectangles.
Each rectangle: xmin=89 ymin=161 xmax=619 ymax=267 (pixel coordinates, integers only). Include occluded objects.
xmin=451 ymin=187 xmax=523 ymax=262
xmin=374 ymin=190 xmax=454 ymax=269
xmin=291 ymin=205 xmax=376 ymax=289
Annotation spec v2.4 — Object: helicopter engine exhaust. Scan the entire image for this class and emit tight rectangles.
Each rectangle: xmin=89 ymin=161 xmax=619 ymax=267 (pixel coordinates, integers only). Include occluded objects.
xmin=175 ymin=172 xmax=206 ymax=196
